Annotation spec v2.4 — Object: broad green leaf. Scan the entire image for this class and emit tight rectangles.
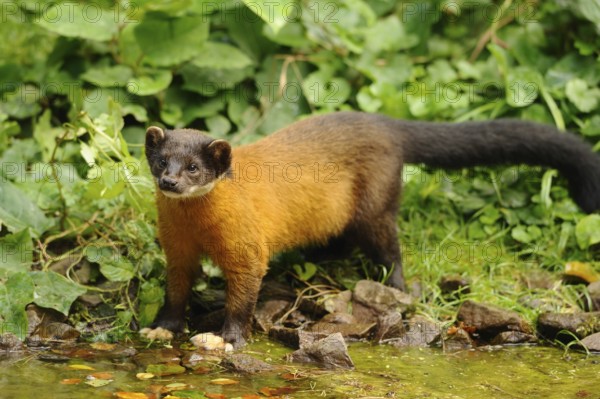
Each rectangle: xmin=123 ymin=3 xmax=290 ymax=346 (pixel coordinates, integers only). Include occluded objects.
xmin=241 ymin=0 xmax=296 ymax=34
xmin=0 ymin=272 xmax=34 ymax=339
xmin=36 ymin=3 xmax=118 ymax=41
xmin=30 ymin=271 xmax=86 ymax=316
xmin=81 ymin=65 xmax=134 ymax=87
xmin=302 ymin=69 xmax=350 ymax=108
xmin=576 ymin=214 xmax=600 ymax=249
xmin=206 ymin=115 xmax=232 ymax=137
xmin=363 ymin=15 xmax=418 ymax=53
xmin=0 ymin=229 xmax=32 ymax=278
xmin=134 ymin=13 xmax=209 ymax=67
xmin=565 ymin=78 xmax=600 ymax=113
xmin=0 ymin=180 xmax=53 ymax=237
xmin=186 ymin=42 xmax=253 ymax=69
xmin=506 ymin=67 xmax=540 ymax=108
xmin=128 ymin=70 xmax=173 ymax=96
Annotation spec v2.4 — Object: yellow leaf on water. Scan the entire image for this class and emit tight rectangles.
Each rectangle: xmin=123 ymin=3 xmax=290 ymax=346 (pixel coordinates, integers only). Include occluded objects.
xmin=135 ymin=372 xmax=155 ymax=380
xmin=90 ymin=342 xmax=116 ymax=351
xmin=68 ymin=364 xmax=95 ymax=371
xmin=210 ymin=378 xmax=239 ymax=385
xmin=115 ymin=392 xmax=151 ymax=399
xmin=59 ymin=378 xmax=81 ymax=385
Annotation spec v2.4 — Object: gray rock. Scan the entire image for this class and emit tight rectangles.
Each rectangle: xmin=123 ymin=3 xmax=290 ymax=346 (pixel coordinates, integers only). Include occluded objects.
xmin=457 ymin=300 xmax=533 ymax=338
xmin=221 ymin=353 xmax=274 ymax=373
xmin=322 ymin=290 xmax=352 ymax=314
xmin=352 ymin=280 xmax=413 ymax=315
xmin=254 ymin=299 xmax=291 ymax=332
xmin=287 ymin=333 xmax=354 ymax=369
xmin=587 ymin=281 xmax=600 ymax=311
xmin=580 ymin=332 xmax=600 ymax=352
xmin=491 ymin=331 xmax=538 ymax=345
xmin=373 ymin=311 xmax=404 ymax=342
xmin=0 ymin=333 xmax=24 ymax=352
xmin=537 ymin=312 xmax=600 ymax=339
xmin=443 ymin=328 xmax=474 ymax=351
xmin=307 ymin=319 xmax=375 ymax=340
xmin=390 ymin=316 xmax=441 ymax=348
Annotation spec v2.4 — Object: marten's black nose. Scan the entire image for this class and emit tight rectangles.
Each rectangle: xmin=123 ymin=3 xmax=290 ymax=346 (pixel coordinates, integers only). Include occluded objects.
xmin=159 ymin=176 xmax=178 ymax=191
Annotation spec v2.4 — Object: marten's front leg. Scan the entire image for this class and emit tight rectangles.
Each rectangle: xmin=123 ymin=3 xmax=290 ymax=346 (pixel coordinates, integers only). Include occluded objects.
xmin=140 ymin=248 xmax=200 ymax=340
xmin=219 ymin=264 xmax=266 ymax=348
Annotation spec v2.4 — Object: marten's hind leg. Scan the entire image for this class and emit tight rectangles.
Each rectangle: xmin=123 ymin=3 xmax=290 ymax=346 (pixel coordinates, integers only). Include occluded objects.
xmin=354 ymin=213 xmax=405 ymax=290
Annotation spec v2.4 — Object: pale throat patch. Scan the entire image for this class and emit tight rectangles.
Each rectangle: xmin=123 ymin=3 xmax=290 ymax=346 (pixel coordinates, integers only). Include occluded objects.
xmin=160 ymin=174 xmax=225 ymax=199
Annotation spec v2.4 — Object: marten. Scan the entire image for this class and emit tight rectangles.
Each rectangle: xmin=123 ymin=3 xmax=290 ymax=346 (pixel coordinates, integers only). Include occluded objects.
xmin=139 ymin=111 xmax=600 ymax=347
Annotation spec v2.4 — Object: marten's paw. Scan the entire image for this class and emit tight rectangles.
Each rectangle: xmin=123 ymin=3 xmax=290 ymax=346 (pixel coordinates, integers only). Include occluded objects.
xmin=190 ymin=332 xmax=233 ymax=352
xmin=140 ymin=327 xmax=174 ymax=340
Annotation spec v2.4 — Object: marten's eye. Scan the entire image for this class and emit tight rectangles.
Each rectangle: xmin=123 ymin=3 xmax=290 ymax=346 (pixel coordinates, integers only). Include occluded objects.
xmin=159 ymin=158 xmax=167 ymax=168
xmin=188 ymin=164 xmax=198 ymax=173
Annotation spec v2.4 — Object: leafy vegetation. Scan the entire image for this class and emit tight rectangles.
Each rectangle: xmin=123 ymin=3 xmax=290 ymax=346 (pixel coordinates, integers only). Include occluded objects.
xmin=0 ymin=0 xmax=599 ymax=339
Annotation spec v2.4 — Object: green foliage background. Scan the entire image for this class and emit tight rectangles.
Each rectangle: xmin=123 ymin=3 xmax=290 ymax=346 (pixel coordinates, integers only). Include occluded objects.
xmin=0 ymin=0 xmax=599 ymax=339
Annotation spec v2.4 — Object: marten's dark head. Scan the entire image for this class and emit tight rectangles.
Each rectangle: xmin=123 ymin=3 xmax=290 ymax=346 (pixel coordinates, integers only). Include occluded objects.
xmin=145 ymin=126 xmax=232 ymax=199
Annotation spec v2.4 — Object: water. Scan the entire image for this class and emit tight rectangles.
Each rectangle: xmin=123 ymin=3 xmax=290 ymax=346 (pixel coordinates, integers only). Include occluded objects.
xmin=1 ymin=339 xmax=599 ymax=399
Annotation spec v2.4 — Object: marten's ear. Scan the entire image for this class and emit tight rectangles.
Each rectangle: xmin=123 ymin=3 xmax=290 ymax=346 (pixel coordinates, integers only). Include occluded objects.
xmin=205 ymin=139 xmax=232 ymax=176
xmin=146 ymin=126 xmax=165 ymax=150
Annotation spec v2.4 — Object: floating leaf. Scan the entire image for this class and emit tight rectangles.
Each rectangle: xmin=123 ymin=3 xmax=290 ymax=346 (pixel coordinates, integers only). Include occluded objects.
xmin=136 ymin=373 xmax=155 ymax=380
xmin=115 ymin=393 xmax=151 ymax=399
xmin=68 ymin=364 xmax=95 ymax=371
xmin=259 ymin=386 xmax=297 ymax=397
xmin=90 ymin=372 xmax=114 ymax=380
xmin=210 ymin=378 xmax=239 ymax=385
xmin=90 ymin=342 xmax=116 ymax=351
xmin=59 ymin=378 xmax=82 ymax=385
xmin=146 ymin=363 xmax=186 ymax=376
xmin=84 ymin=379 xmax=112 ymax=387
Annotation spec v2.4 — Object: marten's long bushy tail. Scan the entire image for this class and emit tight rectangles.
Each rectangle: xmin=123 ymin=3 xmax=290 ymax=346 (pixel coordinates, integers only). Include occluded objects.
xmin=396 ymin=119 xmax=600 ymax=213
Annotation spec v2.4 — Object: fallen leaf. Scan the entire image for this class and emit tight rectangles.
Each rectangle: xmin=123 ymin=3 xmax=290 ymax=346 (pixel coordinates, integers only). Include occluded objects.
xmin=68 ymin=364 xmax=95 ymax=370
xmin=146 ymin=363 xmax=186 ymax=376
xmin=259 ymin=386 xmax=297 ymax=397
xmin=59 ymin=378 xmax=82 ymax=385
xmin=205 ymin=394 xmax=227 ymax=399
xmin=165 ymin=391 xmax=205 ymax=398
xmin=136 ymin=372 xmax=155 ymax=380
xmin=280 ymin=372 xmax=303 ymax=381
xmin=192 ymin=366 xmax=211 ymax=375
xmin=115 ymin=393 xmax=151 ymax=399
xmin=160 ymin=383 xmax=190 ymax=393
xmin=90 ymin=342 xmax=116 ymax=351
xmin=84 ymin=378 xmax=112 ymax=387
xmin=210 ymin=378 xmax=239 ymax=385
xmin=90 ymin=372 xmax=113 ymax=379
xmin=241 ymin=395 xmax=261 ymax=399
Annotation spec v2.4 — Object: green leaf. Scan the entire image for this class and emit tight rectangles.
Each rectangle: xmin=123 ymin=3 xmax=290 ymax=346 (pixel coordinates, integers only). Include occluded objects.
xmin=576 ymin=214 xmax=600 ymax=249
xmin=81 ymin=65 xmax=134 ymax=87
xmin=364 ymin=15 xmax=418 ymax=53
xmin=0 ymin=180 xmax=53 ymax=237
xmin=187 ymin=42 xmax=253 ymax=69
xmin=0 ymin=272 xmax=34 ymax=339
xmin=0 ymin=229 xmax=33 ymax=279
xmin=206 ymin=115 xmax=231 ymax=137
xmin=506 ymin=67 xmax=540 ymax=108
xmin=128 ymin=69 xmax=173 ymax=96
xmin=566 ymin=78 xmax=600 ymax=113
xmin=134 ymin=13 xmax=209 ymax=67
xmin=89 ymin=247 xmax=135 ymax=282
xmin=302 ymin=69 xmax=350 ymax=108
xmin=36 ymin=3 xmax=118 ymax=41
xmin=241 ymin=0 xmax=296 ymax=34
xmin=293 ymin=262 xmax=317 ymax=281
xmin=30 ymin=271 xmax=86 ymax=316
